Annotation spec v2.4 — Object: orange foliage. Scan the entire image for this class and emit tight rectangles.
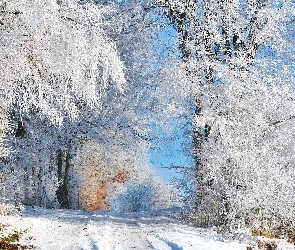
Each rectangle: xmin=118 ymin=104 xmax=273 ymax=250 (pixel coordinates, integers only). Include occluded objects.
xmin=79 ymin=168 xmax=128 ymax=211
xmin=252 ymin=228 xmax=275 ymax=239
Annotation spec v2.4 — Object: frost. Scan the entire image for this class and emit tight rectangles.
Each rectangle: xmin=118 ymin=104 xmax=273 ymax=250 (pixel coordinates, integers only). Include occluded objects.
xmin=0 ymin=0 xmax=125 ymax=124
xmin=0 ymin=0 xmax=295 ymax=247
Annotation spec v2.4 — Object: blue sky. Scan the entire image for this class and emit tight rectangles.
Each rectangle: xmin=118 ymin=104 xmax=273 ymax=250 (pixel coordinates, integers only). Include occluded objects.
xmin=148 ymin=122 xmax=193 ymax=183
xmin=148 ymin=21 xmax=194 ymax=183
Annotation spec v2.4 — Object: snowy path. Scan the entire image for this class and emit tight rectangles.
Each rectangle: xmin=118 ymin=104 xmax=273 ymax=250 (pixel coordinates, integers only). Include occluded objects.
xmin=0 ymin=207 xmax=292 ymax=250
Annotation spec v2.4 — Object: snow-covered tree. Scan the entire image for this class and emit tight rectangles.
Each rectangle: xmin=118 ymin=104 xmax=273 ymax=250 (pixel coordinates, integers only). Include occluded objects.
xmin=155 ymin=0 xmax=295 ymax=234
xmin=0 ymin=0 xmax=131 ymax=208
xmin=0 ymin=0 xmax=176 ymax=211
xmin=0 ymin=0 xmax=125 ymax=125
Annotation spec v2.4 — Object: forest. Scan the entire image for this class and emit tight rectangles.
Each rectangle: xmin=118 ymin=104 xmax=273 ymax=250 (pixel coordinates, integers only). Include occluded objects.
xmin=0 ymin=0 xmax=295 ymax=249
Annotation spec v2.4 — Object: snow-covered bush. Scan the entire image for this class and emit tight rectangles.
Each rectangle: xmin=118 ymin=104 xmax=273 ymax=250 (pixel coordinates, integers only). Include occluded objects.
xmin=0 ymin=199 xmax=23 ymax=216
xmin=108 ymin=166 xmax=179 ymax=213
xmin=109 ymin=183 xmax=154 ymax=213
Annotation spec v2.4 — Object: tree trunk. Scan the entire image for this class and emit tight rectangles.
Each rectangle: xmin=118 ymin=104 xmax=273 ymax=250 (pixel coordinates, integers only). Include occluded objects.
xmin=56 ymin=149 xmax=71 ymax=209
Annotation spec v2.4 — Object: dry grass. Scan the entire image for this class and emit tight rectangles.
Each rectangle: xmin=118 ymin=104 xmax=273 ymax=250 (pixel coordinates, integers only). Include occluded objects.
xmin=0 ymin=241 xmax=35 ymax=249
xmin=287 ymin=230 xmax=295 ymax=245
xmin=0 ymin=228 xmax=35 ymax=249
xmin=256 ymin=239 xmax=277 ymax=250
xmin=251 ymin=226 xmax=295 ymax=248
xmin=251 ymin=228 xmax=276 ymax=239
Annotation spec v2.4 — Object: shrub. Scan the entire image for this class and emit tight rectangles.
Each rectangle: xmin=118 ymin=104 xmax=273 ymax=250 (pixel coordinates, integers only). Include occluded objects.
xmin=109 ymin=183 xmax=153 ymax=213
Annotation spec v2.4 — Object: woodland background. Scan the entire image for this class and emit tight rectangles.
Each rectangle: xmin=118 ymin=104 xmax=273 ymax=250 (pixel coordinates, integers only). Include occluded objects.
xmin=0 ymin=0 xmax=295 ymax=242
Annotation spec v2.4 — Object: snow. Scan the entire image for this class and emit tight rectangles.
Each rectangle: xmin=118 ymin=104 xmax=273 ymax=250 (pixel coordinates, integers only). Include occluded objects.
xmin=0 ymin=207 xmax=293 ymax=250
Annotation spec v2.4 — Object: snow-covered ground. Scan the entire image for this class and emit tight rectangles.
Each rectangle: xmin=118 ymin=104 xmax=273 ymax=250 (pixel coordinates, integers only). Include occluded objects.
xmin=0 ymin=207 xmax=294 ymax=250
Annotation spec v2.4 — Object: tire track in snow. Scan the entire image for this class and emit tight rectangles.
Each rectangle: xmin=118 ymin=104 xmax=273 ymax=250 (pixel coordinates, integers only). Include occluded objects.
xmin=85 ymin=220 xmax=153 ymax=250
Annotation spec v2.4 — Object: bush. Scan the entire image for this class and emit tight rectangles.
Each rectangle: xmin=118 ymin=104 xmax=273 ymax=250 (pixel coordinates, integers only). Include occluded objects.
xmin=109 ymin=183 xmax=154 ymax=213
xmin=0 ymin=202 xmax=23 ymax=216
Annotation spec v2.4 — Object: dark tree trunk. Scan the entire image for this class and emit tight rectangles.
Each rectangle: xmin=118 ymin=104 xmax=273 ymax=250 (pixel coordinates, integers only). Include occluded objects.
xmin=56 ymin=149 xmax=71 ymax=209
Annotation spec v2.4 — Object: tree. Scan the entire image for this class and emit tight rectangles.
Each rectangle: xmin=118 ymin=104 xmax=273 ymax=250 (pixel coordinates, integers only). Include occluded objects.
xmin=155 ymin=0 xmax=295 ymax=233
xmin=0 ymin=0 xmax=125 ymax=125
xmin=0 ymin=0 xmax=126 ymax=208
xmin=0 ymin=0 xmax=176 ymax=210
